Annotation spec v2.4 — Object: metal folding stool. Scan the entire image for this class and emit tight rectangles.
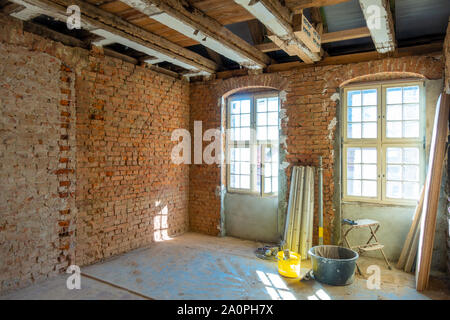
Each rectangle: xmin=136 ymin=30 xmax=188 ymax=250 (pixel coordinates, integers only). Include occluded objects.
xmin=342 ymin=219 xmax=392 ymax=275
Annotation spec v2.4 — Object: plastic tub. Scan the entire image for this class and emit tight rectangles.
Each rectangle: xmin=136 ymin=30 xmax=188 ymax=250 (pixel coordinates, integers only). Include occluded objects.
xmin=308 ymin=245 xmax=358 ymax=286
xmin=277 ymin=251 xmax=301 ymax=278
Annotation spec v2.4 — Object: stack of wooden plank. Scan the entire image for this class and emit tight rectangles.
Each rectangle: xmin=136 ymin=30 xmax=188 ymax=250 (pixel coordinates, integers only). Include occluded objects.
xmin=416 ymin=93 xmax=450 ymax=291
xmin=284 ymin=166 xmax=315 ymax=260
xmin=397 ymin=187 xmax=425 ymax=273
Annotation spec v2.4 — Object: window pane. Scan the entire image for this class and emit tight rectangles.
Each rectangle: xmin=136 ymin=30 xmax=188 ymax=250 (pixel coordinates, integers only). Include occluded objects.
xmin=387 ymin=87 xmax=402 ymax=104
xmin=241 ymin=175 xmax=250 ymax=189
xmin=231 ymin=101 xmax=240 ymax=114
xmin=240 ymin=127 xmax=250 ymax=141
xmin=257 ymin=98 xmax=267 ymax=112
xmin=385 ymin=147 xmax=421 ymax=201
xmin=265 ymin=163 xmax=272 ymax=177
xmin=230 ymin=175 xmax=238 ymax=188
xmin=362 ymin=180 xmax=377 ymax=197
xmin=231 ymin=115 xmax=240 ymax=127
xmin=362 ymin=89 xmax=377 ymax=105
xmin=362 ymin=107 xmax=377 ymax=121
xmin=348 ymin=107 xmax=361 ymax=122
xmin=230 ymin=163 xmax=237 ymax=174
xmin=403 ymin=104 xmax=419 ymax=120
xmin=362 ymin=164 xmax=377 ymax=180
xmin=241 ymin=148 xmax=250 ymax=161
xmin=387 ymin=105 xmax=402 ymax=120
xmin=264 ymin=148 xmax=272 ymax=162
xmin=347 ymin=164 xmax=361 ymax=179
xmin=268 ymin=97 xmax=278 ymax=111
xmin=403 ymin=165 xmax=419 ymax=181
xmin=272 ymin=163 xmax=278 ymax=176
xmin=348 ymin=91 xmax=361 ymax=106
xmin=241 ymin=162 xmax=250 ymax=175
xmin=257 ymin=127 xmax=267 ymax=140
xmin=387 ymin=181 xmax=402 ymax=198
xmin=241 ymin=114 xmax=250 ymax=127
xmin=231 ymin=128 xmax=239 ymax=141
xmin=257 ymin=113 xmax=267 ymax=125
xmin=348 ymin=123 xmax=361 ymax=138
xmin=264 ymin=177 xmax=272 ymax=193
xmin=404 ymin=148 xmax=419 ymax=164
xmin=347 ymin=180 xmax=361 ymax=196
xmin=241 ymin=100 xmax=250 ymax=113
xmin=230 ymin=148 xmax=237 ymax=161
xmin=268 ymin=126 xmax=278 ymax=140
xmin=403 ymin=86 xmax=419 ymax=103
xmin=362 ymin=122 xmax=377 ymax=138
xmin=403 ymin=121 xmax=419 ymax=138
xmin=362 ymin=148 xmax=377 ymax=164
xmin=347 ymin=148 xmax=361 ymax=163
xmin=403 ymin=182 xmax=419 ymax=199
xmin=272 ymin=177 xmax=278 ymax=193
xmin=386 ymin=121 xmax=402 ymax=138
xmin=268 ymin=112 xmax=278 ymax=125
xmin=387 ymin=165 xmax=402 ymax=180
xmin=387 ymin=148 xmax=402 ymax=163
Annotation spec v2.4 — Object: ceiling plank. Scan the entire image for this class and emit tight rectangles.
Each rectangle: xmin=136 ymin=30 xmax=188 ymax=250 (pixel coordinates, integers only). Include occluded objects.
xmin=322 ymin=26 xmax=371 ymax=43
xmin=234 ymin=0 xmax=321 ymax=63
xmin=190 ymin=0 xmax=257 ymax=25
xmin=247 ymin=19 xmax=265 ymax=45
xmin=120 ymin=0 xmax=270 ymax=69
xmin=7 ymin=0 xmax=218 ymax=74
xmin=286 ymin=0 xmax=351 ymax=12
xmin=358 ymin=0 xmax=396 ymax=53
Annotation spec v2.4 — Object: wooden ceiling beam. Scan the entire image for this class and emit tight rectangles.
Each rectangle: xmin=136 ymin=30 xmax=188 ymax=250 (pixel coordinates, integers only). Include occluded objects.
xmin=359 ymin=0 xmax=396 ymax=53
xmin=234 ymin=0 xmax=321 ymax=63
xmin=255 ymin=26 xmax=371 ymax=52
xmin=212 ymin=42 xmax=443 ymax=79
xmin=120 ymin=0 xmax=270 ymax=70
xmin=7 ymin=0 xmax=218 ymax=75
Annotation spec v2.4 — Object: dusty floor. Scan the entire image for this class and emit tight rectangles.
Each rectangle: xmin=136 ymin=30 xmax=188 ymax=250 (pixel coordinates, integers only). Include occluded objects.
xmin=1 ymin=232 xmax=449 ymax=300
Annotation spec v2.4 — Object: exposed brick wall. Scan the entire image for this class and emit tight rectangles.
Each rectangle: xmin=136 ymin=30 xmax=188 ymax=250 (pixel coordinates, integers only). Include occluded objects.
xmin=189 ymin=54 xmax=444 ymax=245
xmin=75 ymin=49 xmax=190 ymax=266
xmin=0 ymin=13 xmax=190 ymax=292
xmin=0 ymin=42 xmax=76 ymax=291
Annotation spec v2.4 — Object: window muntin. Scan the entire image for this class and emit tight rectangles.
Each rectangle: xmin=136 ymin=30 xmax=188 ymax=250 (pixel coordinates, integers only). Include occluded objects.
xmin=229 ymin=147 xmax=251 ymax=190
xmin=346 ymin=89 xmax=378 ymax=139
xmin=385 ymin=86 xmax=420 ymax=139
xmin=346 ymin=147 xmax=378 ymax=198
xmin=227 ymin=93 xmax=279 ymax=196
xmin=343 ymin=82 xmax=424 ymax=204
xmin=230 ymin=99 xmax=251 ymax=141
xmin=261 ymin=145 xmax=279 ymax=194
xmin=385 ymin=146 xmax=421 ymax=200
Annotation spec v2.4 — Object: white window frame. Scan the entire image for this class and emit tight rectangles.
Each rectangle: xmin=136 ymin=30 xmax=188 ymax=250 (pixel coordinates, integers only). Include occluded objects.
xmin=342 ymin=81 xmax=425 ymax=205
xmin=226 ymin=92 xmax=279 ymax=197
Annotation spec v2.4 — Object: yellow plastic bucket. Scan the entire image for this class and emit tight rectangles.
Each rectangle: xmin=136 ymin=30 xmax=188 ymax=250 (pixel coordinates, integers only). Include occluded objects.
xmin=277 ymin=251 xmax=301 ymax=278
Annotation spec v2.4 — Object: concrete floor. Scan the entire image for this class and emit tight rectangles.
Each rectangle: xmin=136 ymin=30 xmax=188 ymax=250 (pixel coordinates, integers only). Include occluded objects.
xmin=1 ymin=232 xmax=449 ymax=300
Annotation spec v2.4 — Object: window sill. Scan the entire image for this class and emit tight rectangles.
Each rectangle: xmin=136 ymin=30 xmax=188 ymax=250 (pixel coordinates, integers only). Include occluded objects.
xmin=341 ymin=199 xmax=417 ymax=208
xmin=226 ymin=190 xmax=278 ymax=198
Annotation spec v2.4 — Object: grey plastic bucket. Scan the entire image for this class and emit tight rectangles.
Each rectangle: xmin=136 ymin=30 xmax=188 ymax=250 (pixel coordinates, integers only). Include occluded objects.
xmin=308 ymin=245 xmax=359 ymax=286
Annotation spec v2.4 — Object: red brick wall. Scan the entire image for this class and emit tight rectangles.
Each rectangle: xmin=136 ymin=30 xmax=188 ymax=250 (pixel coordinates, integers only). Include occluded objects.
xmin=75 ymin=49 xmax=190 ymax=266
xmin=189 ymin=54 xmax=444 ymax=245
xmin=0 ymin=13 xmax=190 ymax=292
xmin=0 ymin=32 xmax=77 ymax=291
